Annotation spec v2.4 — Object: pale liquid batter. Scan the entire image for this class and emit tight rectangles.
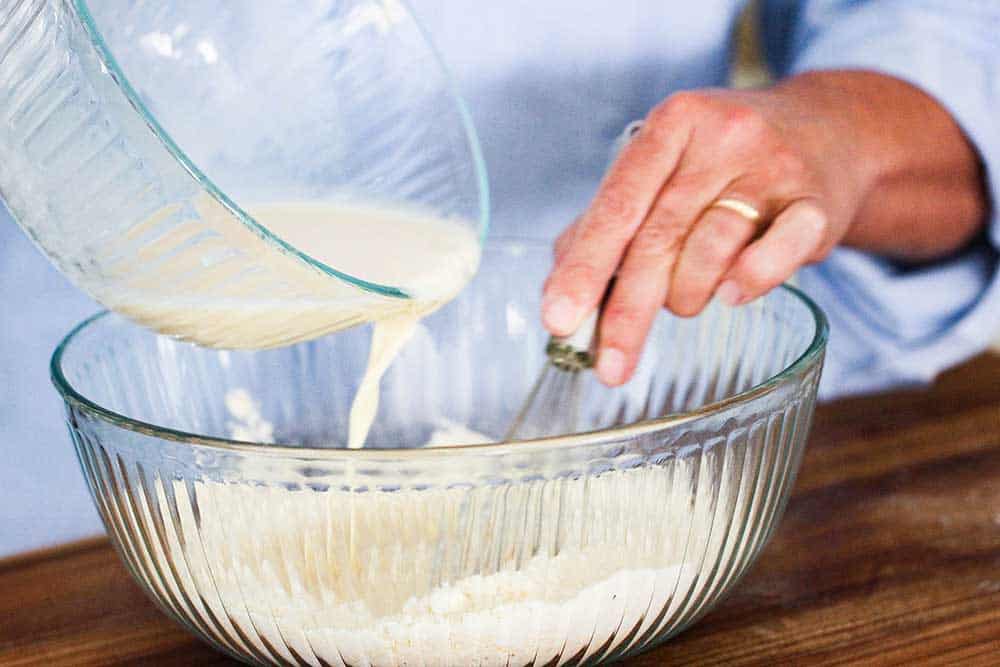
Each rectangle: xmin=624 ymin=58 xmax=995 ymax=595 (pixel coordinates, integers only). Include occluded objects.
xmin=110 ymin=200 xmax=481 ymax=448
xmin=253 ymin=203 xmax=481 ymax=449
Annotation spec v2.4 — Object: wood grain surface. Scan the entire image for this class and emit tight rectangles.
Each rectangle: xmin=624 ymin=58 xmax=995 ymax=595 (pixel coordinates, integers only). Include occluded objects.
xmin=3 ymin=355 xmax=1000 ymax=666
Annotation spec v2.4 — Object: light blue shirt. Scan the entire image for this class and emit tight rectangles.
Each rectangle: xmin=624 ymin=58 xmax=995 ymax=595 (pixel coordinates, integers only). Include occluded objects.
xmin=2 ymin=0 xmax=999 ymax=555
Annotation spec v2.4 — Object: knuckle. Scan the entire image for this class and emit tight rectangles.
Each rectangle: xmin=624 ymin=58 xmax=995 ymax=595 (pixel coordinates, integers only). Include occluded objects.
xmin=558 ymin=260 xmax=603 ymax=289
xmin=742 ymin=259 xmax=783 ymax=289
xmin=661 ymin=168 xmax=707 ymax=195
xmin=634 ymin=222 xmax=686 ymax=255
xmin=553 ymin=224 xmax=577 ymax=257
xmin=700 ymin=234 xmax=736 ymax=266
xmin=667 ymin=293 xmax=704 ymax=318
xmin=602 ymin=302 xmax=647 ymax=339
xmin=809 ymin=243 xmax=835 ymax=263
xmin=808 ymin=232 xmax=837 ymax=262
xmin=718 ymin=105 xmax=768 ymax=147
xmin=796 ymin=202 xmax=829 ymax=237
xmin=713 ymin=212 xmax=754 ymax=240
xmin=593 ymin=188 xmax=640 ymax=225
xmin=785 ymin=202 xmax=831 ymax=255
xmin=657 ymin=91 xmax=709 ymax=120
xmin=771 ymin=147 xmax=807 ymax=179
xmin=557 ymin=219 xmax=579 ymax=242
xmin=650 ymin=188 xmax=697 ymax=224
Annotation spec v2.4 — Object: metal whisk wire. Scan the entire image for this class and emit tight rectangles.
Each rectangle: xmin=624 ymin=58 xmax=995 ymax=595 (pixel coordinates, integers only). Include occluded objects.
xmin=504 ymin=301 xmax=605 ymax=442
xmin=503 ymin=354 xmax=590 ymax=441
xmin=504 ymin=122 xmax=640 ymax=443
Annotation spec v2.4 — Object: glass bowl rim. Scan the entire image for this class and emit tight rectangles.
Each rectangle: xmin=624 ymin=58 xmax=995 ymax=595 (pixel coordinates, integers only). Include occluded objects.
xmin=49 ymin=263 xmax=829 ymax=459
xmin=71 ymin=0 xmax=491 ymax=300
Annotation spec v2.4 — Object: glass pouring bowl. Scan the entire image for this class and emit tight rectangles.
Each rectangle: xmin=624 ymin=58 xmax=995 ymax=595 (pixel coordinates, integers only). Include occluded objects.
xmin=52 ymin=241 xmax=827 ymax=666
xmin=0 ymin=0 xmax=488 ymax=347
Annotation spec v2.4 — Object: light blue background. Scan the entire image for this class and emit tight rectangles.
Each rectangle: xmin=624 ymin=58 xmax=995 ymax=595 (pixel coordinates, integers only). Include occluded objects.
xmin=0 ymin=206 xmax=101 ymax=556
xmin=3 ymin=0 xmax=999 ymax=557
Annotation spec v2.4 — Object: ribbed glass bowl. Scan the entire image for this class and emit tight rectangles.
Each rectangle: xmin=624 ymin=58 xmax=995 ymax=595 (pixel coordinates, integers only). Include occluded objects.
xmin=52 ymin=241 xmax=827 ymax=667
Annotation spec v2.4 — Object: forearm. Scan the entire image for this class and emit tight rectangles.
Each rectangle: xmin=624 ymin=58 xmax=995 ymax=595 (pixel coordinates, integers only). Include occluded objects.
xmin=771 ymin=70 xmax=989 ymax=262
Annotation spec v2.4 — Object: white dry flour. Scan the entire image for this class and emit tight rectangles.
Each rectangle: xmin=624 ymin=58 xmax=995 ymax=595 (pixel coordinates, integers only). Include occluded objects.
xmin=152 ymin=400 xmax=735 ymax=666
xmin=152 ymin=468 xmax=723 ymax=667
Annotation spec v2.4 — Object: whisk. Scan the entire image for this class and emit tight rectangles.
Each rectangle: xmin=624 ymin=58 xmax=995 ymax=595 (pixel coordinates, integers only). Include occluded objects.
xmin=504 ymin=300 xmax=606 ymax=442
xmin=504 ymin=121 xmax=640 ymax=442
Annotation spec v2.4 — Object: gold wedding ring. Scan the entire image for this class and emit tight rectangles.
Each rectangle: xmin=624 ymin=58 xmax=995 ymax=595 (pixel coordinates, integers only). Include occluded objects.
xmin=710 ymin=197 xmax=763 ymax=223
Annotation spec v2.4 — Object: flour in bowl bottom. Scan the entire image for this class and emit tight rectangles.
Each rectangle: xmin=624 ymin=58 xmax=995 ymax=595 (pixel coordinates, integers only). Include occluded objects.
xmin=135 ymin=446 xmax=738 ymax=667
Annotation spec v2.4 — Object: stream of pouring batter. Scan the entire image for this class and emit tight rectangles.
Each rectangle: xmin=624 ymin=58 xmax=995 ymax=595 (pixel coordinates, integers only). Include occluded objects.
xmin=255 ymin=203 xmax=481 ymax=449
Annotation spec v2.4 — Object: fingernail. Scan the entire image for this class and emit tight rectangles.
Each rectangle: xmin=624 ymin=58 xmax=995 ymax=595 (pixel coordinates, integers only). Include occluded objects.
xmin=596 ymin=348 xmax=628 ymax=386
xmin=716 ymin=281 xmax=743 ymax=307
xmin=542 ymin=295 xmax=581 ymax=335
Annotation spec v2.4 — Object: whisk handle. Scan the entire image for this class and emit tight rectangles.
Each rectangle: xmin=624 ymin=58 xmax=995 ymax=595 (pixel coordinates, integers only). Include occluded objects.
xmin=543 ymin=124 xmax=643 ymax=373
xmin=546 ymin=275 xmax=618 ymax=371
xmin=547 ymin=310 xmax=599 ymax=370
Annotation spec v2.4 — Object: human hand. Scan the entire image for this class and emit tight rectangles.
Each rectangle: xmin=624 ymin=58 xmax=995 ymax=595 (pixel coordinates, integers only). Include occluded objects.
xmin=543 ymin=80 xmax=870 ymax=386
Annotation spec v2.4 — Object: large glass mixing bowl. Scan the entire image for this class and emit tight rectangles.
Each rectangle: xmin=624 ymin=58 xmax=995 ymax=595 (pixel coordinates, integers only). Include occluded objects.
xmin=52 ymin=241 xmax=827 ymax=666
xmin=1 ymin=0 xmax=487 ymax=346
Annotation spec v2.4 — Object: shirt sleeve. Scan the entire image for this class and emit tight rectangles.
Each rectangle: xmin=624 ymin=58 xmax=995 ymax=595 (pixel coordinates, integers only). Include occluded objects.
xmin=760 ymin=0 xmax=1000 ymax=400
